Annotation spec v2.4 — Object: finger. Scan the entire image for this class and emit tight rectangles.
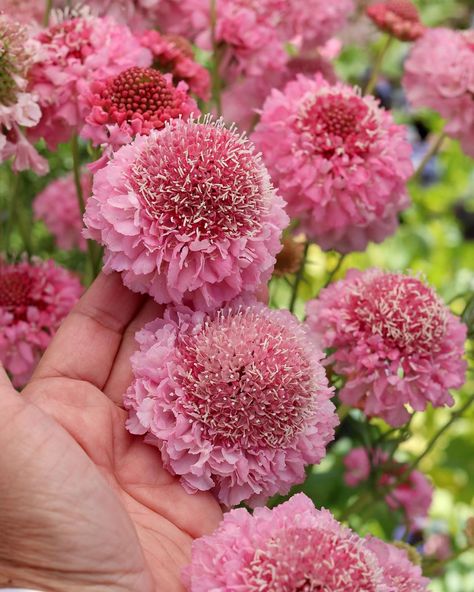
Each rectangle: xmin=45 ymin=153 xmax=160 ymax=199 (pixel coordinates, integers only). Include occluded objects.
xmin=0 ymin=364 xmax=13 ymax=391
xmin=32 ymin=272 xmax=145 ymax=389
xmin=104 ymin=299 xmax=164 ymax=405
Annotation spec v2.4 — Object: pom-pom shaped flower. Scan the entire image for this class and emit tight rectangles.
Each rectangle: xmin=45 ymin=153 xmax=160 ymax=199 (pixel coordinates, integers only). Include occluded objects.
xmin=366 ymin=537 xmax=430 ymax=591
xmin=0 ymin=259 xmax=82 ymax=387
xmin=0 ymin=15 xmax=47 ymax=174
xmin=184 ymin=493 xmax=391 ymax=590
xmin=306 ymin=269 xmax=467 ymax=426
xmin=403 ymin=28 xmax=474 ymax=158
xmin=366 ymin=0 xmax=425 ymax=42
xmin=33 ymin=172 xmax=91 ymax=250
xmin=139 ymin=30 xmax=211 ymax=100
xmin=344 ymin=447 xmax=433 ymax=527
xmin=81 ymin=66 xmax=198 ymax=149
xmin=28 ymin=14 xmax=151 ymax=149
xmin=252 ymin=74 xmax=412 ymax=253
xmin=84 ymin=116 xmax=288 ymax=310
xmin=125 ymin=303 xmax=337 ymax=507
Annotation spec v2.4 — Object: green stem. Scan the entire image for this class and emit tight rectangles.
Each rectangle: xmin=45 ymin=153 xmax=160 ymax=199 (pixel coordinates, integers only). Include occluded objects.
xmin=413 ymin=131 xmax=447 ymax=181
xmin=289 ymin=242 xmax=309 ymax=313
xmin=43 ymin=0 xmax=53 ymax=27
xmin=339 ymin=490 xmax=373 ymax=522
xmin=364 ymin=35 xmax=393 ymax=96
xmin=209 ymin=0 xmax=222 ymax=116
xmin=324 ymin=253 xmax=346 ymax=288
xmin=6 ymin=172 xmax=32 ymax=256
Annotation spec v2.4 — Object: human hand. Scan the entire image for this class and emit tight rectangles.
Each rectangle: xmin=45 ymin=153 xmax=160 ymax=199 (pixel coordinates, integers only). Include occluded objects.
xmin=0 ymin=273 xmax=222 ymax=592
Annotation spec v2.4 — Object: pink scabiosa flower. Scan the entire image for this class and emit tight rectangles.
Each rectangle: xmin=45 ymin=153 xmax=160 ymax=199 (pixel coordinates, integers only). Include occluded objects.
xmin=84 ymin=116 xmax=288 ymax=310
xmin=366 ymin=0 xmax=425 ymax=42
xmin=33 ymin=172 xmax=91 ymax=250
xmin=252 ymin=74 xmax=413 ymax=253
xmin=183 ymin=493 xmax=390 ymax=590
xmin=365 ymin=538 xmax=430 ymax=591
xmin=81 ymin=66 xmax=198 ymax=150
xmin=403 ymin=28 xmax=474 ymax=158
xmin=125 ymin=303 xmax=337 ymax=507
xmin=306 ymin=269 xmax=467 ymax=426
xmin=139 ymin=30 xmax=211 ymax=101
xmin=0 ymin=259 xmax=82 ymax=387
xmin=0 ymin=15 xmax=48 ymax=175
xmin=344 ymin=447 xmax=433 ymax=528
xmin=28 ymin=13 xmax=151 ymax=149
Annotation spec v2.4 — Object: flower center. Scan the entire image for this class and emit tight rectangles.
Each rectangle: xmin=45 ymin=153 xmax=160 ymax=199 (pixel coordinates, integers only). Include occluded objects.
xmin=175 ymin=308 xmax=317 ymax=449
xmin=130 ymin=119 xmax=270 ymax=243
xmin=0 ymin=17 xmax=29 ymax=105
xmin=245 ymin=527 xmax=379 ymax=591
xmin=385 ymin=0 xmax=419 ymax=21
xmin=349 ymin=274 xmax=447 ymax=354
xmin=298 ymin=93 xmax=378 ymax=159
xmin=0 ymin=270 xmax=34 ymax=309
xmin=106 ymin=67 xmax=175 ymax=121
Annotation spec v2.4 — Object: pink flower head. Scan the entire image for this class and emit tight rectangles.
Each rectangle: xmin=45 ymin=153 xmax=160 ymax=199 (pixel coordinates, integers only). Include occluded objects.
xmin=28 ymin=13 xmax=151 ymax=149
xmin=0 ymin=15 xmax=47 ymax=174
xmin=403 ymin=28 xmax=474 ymax=158
xmin=81 ymin=66 xmax=198 ymax=149
xmin=344 ymin=447 xmax=433 ymax=528
xmin=125 ymin=303 xmax=337 ymax=507
xmin=139 ymin=30 xmax=211 ymax=100
xmin=0 ymin=259 xmax=82 ymax=387
xmin=365 ymin=537 xmax=430 ymax=591
xmin=84 ymin=116 xmax=289 ymax=310
xmin=252 ymin=74 xmax=412 ymax=253
xmin=366 ymin=0 xmax=425 ymax=42
xmin=184 ymin=493 xmax=390 ymax=590
xmin=33 ymin=172 xmax=92 ymax=250
xmin=306 ymin=269 xmax=467 ymax=426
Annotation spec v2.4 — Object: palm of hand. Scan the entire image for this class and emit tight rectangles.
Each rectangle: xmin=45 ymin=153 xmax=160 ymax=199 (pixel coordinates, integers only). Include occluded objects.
xmin=0 ymin=274 xmax=222 ymax=592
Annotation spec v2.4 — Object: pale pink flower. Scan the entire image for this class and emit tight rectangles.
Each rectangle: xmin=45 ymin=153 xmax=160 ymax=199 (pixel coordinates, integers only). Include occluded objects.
xmin=366 ymin=537 xmax=430 ymax=591
xmin=0 ymin=259 xmax=82 ymax=387
xmin=28 ymin=14 xmax=151 ymax=149
xmin=344 ymin=447 xmax=433 ymax=527
xmin=125 ymin=303 xmax=337 ymax=507
xmin=81 ymin=66 xmax=198 ymax=150
xmin=184 ymin=493 xmax=390 ymax=590
xmin=81 ymin=0 xmax=153 ymax=31
xmin=424 ymin=533 xmax=452 ymax=562
xmin=306 ymin=269 xmax=467 ymax=426
xmin=33 ymin=172 xmax=91 ymax=250
xmin=0 ymin=0 xmax=49 ymax=25
xmin=252 ymin=74 xmax=412 ymax=253
xmin=0 ymin=16 xmax=47 ymax=174
xmin=367 ymin=0 xmax=425 ymax=42
xmin=139 ymin=30 xmax=211 ymax=100
xmin=84 ymin=117 xmax=288 ymax=310
xmin=403 ymin=28 xmax=474 ymax=158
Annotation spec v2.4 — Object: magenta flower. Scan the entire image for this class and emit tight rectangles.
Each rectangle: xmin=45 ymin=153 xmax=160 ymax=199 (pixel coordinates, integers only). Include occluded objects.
xmin=28 ymin=13 xmax=151 ymax=149
xmin=81 ymin=66 xmax=198 ymax=150
xmin=344 ymin=447 xmax=433 ymax=528
xmin=366 ymin=0 xmax=425 ymax=42
xmin=84 ymin=117 xmax=288 ymax=310
xmin=365 ymin=537 xmax=430 ymax=591
xmin=252 ymin=74 xmax=412 ymax=253
xmin=33 ymin=172 xmax=92 ymax=251
xmin=125 ymin=302 xmax=337 ymax=507
xmin=0 ymin=259 xmax=82 ymax=387
xmin=306 ymin=269 xmax=467 ymax=426
xmin=403 ymin=28 xmax=474 ymax=158
xmin=184 ymin=493 xmax=395 ymax=591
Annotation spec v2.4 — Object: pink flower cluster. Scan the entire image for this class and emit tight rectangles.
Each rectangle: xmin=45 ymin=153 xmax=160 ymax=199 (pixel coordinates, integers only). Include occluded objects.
xmin=0 ymin=259 xmax=82 ymax=387
xmin=367 ymin=0 xmax=425 ymax=42
xmin=84 ymin=117 xmax=288 ymax=310
xmin=344 ymin=447 xmax=433 ymax=528
xmin=125 ymin=302 xmax=337 ymax=507
xmin=252 ymin=75 xmax=413 ymax=252
xmin=403 ymin=28 xmax=474 ymax=158
xmin=184 ymin=493 xmax=429 ymax=590
xmin=33 ymin=172 xmax=92 ymax=250
xmin=0 ymin=15 xmax=48 ymax=175
xmin=306 ymin=269 xmax=466 ymax=426
xmin=28 ymin=14 xmax=151 ymax=149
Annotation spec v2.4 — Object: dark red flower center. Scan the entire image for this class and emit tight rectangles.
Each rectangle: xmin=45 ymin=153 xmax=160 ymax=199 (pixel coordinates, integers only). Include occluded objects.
xmin=385 ymin=0 xmax=419 ymax=22
xmin=0 ymin=270 xmax=33 ymax=308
